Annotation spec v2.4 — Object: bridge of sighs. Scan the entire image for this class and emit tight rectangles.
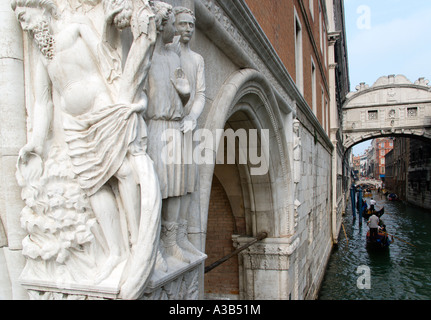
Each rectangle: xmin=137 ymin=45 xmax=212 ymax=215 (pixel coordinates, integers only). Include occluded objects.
xmin=342 ymin=75 xmax=431 ymax=150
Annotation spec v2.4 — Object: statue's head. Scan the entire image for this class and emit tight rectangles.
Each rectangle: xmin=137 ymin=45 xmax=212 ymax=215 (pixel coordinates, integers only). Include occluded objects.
xmin=11 ymin=0 xmax=57 ymax=59
xmin=151 ymin=1 xmax=174 ymax=42
xmin=293 ymin=119 xmax=300 ymax=133
xmin=11 ymin=0 xmax=58 ymax=31
xmin=152 ymin=1 xmax=172 ymax=30
xmin=173 ymin=7 xmax=195 ymax=44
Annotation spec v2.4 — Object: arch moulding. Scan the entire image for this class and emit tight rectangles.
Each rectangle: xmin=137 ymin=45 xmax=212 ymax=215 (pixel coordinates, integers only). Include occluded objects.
xmin=199 ymin=68 xmax=295 ymax=248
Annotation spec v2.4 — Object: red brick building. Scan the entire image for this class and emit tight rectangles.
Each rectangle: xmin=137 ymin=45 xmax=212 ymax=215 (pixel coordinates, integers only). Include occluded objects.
xmin=246 ymin=0 xmax=331 ymax=132
xmin=203 ymin=0 xmax=349 ymax=299
xmin=372 ymin=138 xmax=394 ymax=178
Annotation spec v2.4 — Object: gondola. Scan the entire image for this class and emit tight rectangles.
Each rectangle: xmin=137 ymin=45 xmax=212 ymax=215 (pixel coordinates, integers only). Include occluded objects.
xmin=387 ymin=193 xmax=398 ymax=201
xmin=362 ymin=207 xmax=384 ymax=220
xmin=366 ymin=229 xmax=392 ymax=250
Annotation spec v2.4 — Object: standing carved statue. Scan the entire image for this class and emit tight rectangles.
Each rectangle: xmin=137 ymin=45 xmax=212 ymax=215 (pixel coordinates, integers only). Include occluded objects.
xmin=293 ymin=119 xmax=302 ymax=185
xmin=11 ymin=0 xmax=172 ymax=299
xmin=145 ymin=3 xmax=192 ymax=264
xmin=172 ymin=6 xmax=206 ymax=257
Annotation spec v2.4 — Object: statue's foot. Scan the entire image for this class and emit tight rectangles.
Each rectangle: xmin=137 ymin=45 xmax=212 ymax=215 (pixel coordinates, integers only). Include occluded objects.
xmin=95 ymin=254 xmax=125 ymax=284
xmin=178 ymin=238 xmax=203 ymax=257
xmin=155 ymin=248 xmax=168 ymax=273
xmin=165 ymin=242 xmax=190 ymax=264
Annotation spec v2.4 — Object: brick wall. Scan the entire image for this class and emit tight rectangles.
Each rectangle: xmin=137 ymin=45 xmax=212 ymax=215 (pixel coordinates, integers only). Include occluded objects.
xmin=244 ymin=0 xmax=330 ymax=131
xmin=204 ymin=175 xmax=240 ymax=296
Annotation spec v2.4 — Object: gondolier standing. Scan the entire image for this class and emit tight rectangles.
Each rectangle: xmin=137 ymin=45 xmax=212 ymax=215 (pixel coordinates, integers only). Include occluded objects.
xmin=367 ymin=214 xmax=380 ymax=241
xmin=369 ymin=198 xmax=377 ymax=212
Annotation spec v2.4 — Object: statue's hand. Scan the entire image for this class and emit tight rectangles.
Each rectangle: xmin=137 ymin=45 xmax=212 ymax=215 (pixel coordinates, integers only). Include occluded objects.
xmin=18 ymin=143 xmax=42 ymax=165
xmin=180 ymin=115 xmax=197 ymax=133
xmin=124 ymin=101 xmax=147 ymax=120
xmin=104 ymin=3 xmax=123 ymax=25
xmin=171 ymin=68 xmax=191 ymax=98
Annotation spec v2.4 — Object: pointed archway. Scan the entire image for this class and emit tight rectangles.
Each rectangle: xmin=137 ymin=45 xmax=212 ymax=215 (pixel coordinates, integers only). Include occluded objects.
xmin=201 ymin=69 xmax=295 ymax=299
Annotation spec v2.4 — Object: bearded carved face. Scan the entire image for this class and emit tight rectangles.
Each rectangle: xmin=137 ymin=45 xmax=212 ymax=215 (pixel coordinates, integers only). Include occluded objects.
xmin=15 ymin=6 xmax=55 ymax=59
xmin=15 ymin=6 xmax=42 ymax=31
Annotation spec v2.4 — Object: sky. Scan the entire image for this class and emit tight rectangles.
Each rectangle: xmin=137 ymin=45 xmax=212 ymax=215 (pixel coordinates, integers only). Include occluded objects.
xmin=344 ymin=0 xmax=431 ymax=156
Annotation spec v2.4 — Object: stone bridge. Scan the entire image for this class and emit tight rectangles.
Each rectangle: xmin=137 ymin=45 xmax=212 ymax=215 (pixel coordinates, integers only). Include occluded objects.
xmin=342 ymin=75 xmax=431 ymax=150
xmin=355 ymin=179 xmax=382 ymax=189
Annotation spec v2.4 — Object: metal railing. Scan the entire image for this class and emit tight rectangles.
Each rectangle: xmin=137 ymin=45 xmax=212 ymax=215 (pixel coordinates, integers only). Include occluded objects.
xmin=204 ymin=232 xmax=268 ymax=274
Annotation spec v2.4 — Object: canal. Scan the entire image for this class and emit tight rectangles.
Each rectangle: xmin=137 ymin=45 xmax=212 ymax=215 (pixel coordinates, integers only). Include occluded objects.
xmin=318 ymin=192 xmax=431 ymax=300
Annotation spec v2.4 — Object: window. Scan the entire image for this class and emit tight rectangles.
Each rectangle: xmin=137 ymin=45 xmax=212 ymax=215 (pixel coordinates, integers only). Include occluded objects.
xmin=321 ymin=89 xmax=325 ymax=129
xmin=319 ymin=3 xmax=323 ymax=53
xmin=407 ymin=107 xmax=418 ymax=117
xmin=311 ymin=58 xmax=316 ymax=115
xmin=325 ymin=99 xmax=329 ymax=132
xmin=368 ymin=110 xmax=378 ymax=120
xmin=294 ymin=10 xmax=304 ymax=94
xmin=323 ymin=25 xmax=327 ymax=67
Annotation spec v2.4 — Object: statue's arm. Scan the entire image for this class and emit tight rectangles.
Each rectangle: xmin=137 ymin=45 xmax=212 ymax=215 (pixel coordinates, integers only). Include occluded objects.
xmin=118 ymin=9 xmax=157 ymax=106
xmin=20 ymin=59 xmax=53 ymax=160
xmin=189 ymin=55 xmax=206 ymax=120
xmin=182 ymin=56 xmax=205 ymax=132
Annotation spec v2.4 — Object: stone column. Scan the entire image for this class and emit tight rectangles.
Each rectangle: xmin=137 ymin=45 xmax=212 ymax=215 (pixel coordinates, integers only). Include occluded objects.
xmin=236 ymin=236 xmax=299 ymax=299
xmin=0 ymin=0 xmax=28 ymax=299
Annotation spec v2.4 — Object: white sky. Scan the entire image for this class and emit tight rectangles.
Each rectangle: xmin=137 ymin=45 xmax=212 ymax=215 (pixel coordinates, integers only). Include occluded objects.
xmin=344 ymin=0 xmax=431 ymax=155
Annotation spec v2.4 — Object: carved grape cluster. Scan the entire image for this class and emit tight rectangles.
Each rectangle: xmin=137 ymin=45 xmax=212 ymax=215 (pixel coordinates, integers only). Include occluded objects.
xmin=32 ymin=20 xmax=55 ymax=59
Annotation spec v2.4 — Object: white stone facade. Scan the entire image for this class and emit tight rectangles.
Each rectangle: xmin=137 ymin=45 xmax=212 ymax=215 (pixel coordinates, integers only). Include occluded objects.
xmin=0 ymin=0 xmax=347 ymax=300
xmin=343 ymin=75 xmax=431 ymax=150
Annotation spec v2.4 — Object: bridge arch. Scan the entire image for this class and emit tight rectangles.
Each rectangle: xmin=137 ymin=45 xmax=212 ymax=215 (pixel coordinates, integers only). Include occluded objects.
xmin=355 ymin=179 xmax=382 ymax=189
xmin=342 ymin=75 xmax=431 ymax=150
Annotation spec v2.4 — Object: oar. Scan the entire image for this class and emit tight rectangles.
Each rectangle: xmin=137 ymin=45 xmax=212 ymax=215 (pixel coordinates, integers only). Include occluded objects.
xmin=383 ymin=232 xmax=416 ymax=247
xmin=341 ymin=222 xmax=349 ymax=247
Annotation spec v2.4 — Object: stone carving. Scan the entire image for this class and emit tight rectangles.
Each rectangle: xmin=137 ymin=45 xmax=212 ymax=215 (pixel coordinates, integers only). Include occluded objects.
xmin=11 ymin=0 xmax=205 ymax=300
xmin=293 ymin=119 xmax=301 ymax=184
xmin=145 ymin=5 xmax=205 ymax=265
xmin=170 ymin=6 xmax=205 ymax=258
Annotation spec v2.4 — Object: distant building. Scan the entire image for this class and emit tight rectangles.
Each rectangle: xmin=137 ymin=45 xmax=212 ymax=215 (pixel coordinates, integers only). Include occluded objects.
xmin=385 ymin=138 xmax=409 ymax=200
xmin=359 ymin=153 xmax=368 ymax=177
xmin=385 ymin=137 xmax=431 ymax=209
xmin=372 ymin=138 xmax=394 ymax=180
xmin=407 ymin=139 xmax=431 ymax=209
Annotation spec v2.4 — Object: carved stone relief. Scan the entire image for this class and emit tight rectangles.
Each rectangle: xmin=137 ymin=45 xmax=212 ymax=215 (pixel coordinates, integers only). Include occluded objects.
xmin=12 ymin=0 xmax=206 ymax=300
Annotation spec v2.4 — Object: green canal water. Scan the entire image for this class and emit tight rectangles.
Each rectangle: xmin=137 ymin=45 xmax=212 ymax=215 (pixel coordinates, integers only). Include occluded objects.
xmin=318 ymin=193 xmax=431 ymax=300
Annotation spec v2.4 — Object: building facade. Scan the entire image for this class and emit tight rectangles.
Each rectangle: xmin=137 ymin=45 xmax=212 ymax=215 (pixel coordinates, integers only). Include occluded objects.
xmin=0 ymin=0 xmax=349 ymax=300
xmin=385 ymin=138 xmax=409 ymax=200
xmin=371 ymin=138 xmax=394 ymax=179
xmin=386 ymin=137 xmax=431 ymax=209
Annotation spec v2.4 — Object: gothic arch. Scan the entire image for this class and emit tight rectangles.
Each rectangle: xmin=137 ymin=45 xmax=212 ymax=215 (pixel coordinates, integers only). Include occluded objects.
xmin=200 ymin=68 xmax=293 ymax=246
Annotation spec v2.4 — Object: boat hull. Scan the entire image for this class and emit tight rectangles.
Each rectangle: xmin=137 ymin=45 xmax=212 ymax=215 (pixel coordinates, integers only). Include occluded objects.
xmin=366 ymin=231 xmax=392 ymax=250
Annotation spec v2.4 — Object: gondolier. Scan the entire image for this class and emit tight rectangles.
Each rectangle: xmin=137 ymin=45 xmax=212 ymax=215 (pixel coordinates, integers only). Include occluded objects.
xmin=369 ymin=198 xmax=377 ymax=211
xmin=367 ymin=214 xmax=380 ymax=241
